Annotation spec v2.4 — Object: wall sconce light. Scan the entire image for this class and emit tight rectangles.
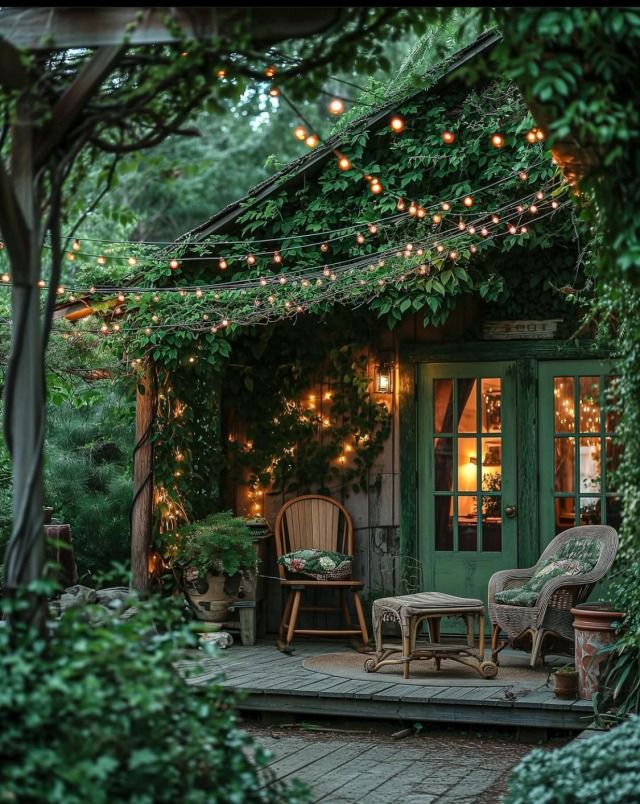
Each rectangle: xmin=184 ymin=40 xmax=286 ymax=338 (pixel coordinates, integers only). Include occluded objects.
xmin=375 ymin=360 xmax=394 ymax=394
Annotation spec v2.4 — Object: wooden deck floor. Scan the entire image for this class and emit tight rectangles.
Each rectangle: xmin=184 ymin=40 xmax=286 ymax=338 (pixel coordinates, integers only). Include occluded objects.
xmin=183 ymin=640 xmax=593 ymax=731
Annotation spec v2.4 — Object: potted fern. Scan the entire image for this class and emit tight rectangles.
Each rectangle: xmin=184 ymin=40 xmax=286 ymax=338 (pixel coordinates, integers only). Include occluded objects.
xmin=170 ymin=512 xmax=257 ymax=622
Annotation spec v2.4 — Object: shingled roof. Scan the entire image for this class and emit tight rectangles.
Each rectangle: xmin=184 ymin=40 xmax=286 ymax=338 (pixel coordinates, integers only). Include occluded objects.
xmin=179 ymin=29 xmax=501 ymax=244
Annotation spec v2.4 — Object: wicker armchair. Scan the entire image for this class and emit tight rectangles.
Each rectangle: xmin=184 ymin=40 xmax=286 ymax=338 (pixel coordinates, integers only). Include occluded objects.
xmin=488 ymin=525 xmax=618 ymax=666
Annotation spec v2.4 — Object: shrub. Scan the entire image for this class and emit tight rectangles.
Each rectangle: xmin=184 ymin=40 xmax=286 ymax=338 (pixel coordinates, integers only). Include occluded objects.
xmin=504 ymin=716 xmax=640 ymax=804
xmin=0 ymin=594 xmax=309 ymax=803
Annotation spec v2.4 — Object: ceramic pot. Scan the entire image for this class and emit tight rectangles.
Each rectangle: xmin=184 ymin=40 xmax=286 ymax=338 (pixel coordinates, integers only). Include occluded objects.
xmin=185 ymin=572 xmax=242 ymax=622
xmin=553 ymin=670 xmax=579 ymax=699
xmin=571 ymin=602 xmax=624 ymax=700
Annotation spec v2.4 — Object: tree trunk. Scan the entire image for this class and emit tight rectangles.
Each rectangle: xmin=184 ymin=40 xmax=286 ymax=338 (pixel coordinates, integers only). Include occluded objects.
xmin=131 ymin=359 xmax=156 ymax=595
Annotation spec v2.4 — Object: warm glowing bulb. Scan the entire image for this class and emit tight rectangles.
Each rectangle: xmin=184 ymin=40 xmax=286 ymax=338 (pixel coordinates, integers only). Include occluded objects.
xmin=536 ymin=128 xmax=545 ymax=141
xmin=481 ymin=227 xmax=489 ymax=237
xmin=518 ymin=171 xmax=528 ymax=181
xmin=442 ymin=130 xmax=455 ymax=144
xmin=264 ymin=65 xmax=277 ymax=78
xmin=356 ymin=233 xmax=365 ymax=244
xmin=293 ymin=125 xmax=307 ymax=141
xmin=337 ymin=155 xmax=351 ymax=171
xmin=56 ymin=285 xmax=64 ymax=295
xmin=113 ymin=323 xmax=120 ymax=332
xmin=529 ymin=204 xmax=538 ymax=214
xmin=449 ymin=250 xmax=458 ymax=260
xmin=491 ymin=214 xmax=500 ymax=224
xmin=97 ymin=256 xmax=106 ymax=265
xmin=1 ymin=273 xmax=9 ymax=282
xmin=389 ymin=115 xmax=405 ymax=133
xmin=441 ymin=201 xmax=451 ymax=212
xmin=170 ymin=259 xmax=180 ymax=270
xmin=38 ymin=279 xmax=46 ymax=288
xmin=491 ymin=133 xmax=505 ymax=148
xmin=397 ymin=198 xmax=405 ymax=211
xmin=305 ymin=134 xmax=319 ymax=148
xmin=101 ymin=323 xmax=108 ymax=334
xmin=458 ymin=220 xmax=466 ymax=231
xmin=268 ymin=86 xmax=280 ymax=97
xmin=508 ymin=224 xmax=517 ymax=234
xmin=525 ymin=129 xmax=537 ymax=143
xmin=218 ymin=258 xmax=228 ymax=270
xmin=320 ymin=242 xmax=329 ymax=253
xmin=468 ymin=225 xmax=476 ymax=235
xmin=72 ymin=239 xmax=81 ymax=251
xmin=551 ymin=200 xmax=559 ymax=209
xmin=370 ymin=181 xmax=383 ymax=195
xmin=247 ymin=254 xmax=256 ymax=265
xmin=368 ymin=224 xmax=378 ymax=234
xmin=118 ymin=293 xmax=125 ymax=302
xmin=217 ymin=69 xmax=226 ymax=79
xmin=408 ymin=203 xmax=417 ymax=216
xmin=328 ymin=98 xmax=345 ymax=115
xmin=463 ymin=195 xmax=474 ymax=207
xmin=432 ymin=213 xmax=442 ymax=224
xmin=417 ymin=207 xmax=426 ymax=218
xmin=128 ymin=256 xmax=137 ymax=267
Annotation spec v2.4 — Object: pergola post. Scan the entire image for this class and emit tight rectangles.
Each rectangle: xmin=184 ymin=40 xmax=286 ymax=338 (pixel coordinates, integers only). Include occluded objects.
xmin=131 ymin=358 xmax=156 ymax=595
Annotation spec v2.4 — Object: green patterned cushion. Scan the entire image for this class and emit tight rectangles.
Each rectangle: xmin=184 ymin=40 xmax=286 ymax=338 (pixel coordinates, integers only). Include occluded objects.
xmin=278 ymin=549 xmax=352 ymax=578
xmin=495 ymin=538 xmax=601 ymax=607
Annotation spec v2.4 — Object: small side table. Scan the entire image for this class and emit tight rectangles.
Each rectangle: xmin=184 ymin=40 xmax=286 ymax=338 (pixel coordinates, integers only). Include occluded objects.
xmin=364 ymin=591 xmax=498 ymax=680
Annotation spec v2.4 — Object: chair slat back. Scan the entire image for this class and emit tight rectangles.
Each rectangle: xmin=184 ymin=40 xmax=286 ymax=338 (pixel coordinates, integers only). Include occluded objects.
xmin=274 ymin=495 xmax=353 ymax=579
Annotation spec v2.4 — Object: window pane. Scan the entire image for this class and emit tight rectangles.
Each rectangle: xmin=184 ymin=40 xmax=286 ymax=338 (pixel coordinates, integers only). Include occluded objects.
xmin=579 ymin=496 xmax=601 ymax=525
xmin=605 ymin=437 xmax=622 ymax=493
xmin=481 ymin=378 xmax=501 ymax=433
xmin=606 ymin=496 xmax=622 ymax=531
xmin=579 ymin=376 xmax=600 ymax=433
xmin=458 ymin=499 xmax=477 ymax=551
xmin=482 ymin=497 xmax=502 ymax=551
xmin=434 ymin=379 xmax=453 ymax=433
xmin=555 ymin=497 xmax=576 ymax=532
xmin=457 ymin=379 xmax=477 ymax=433
xmin=481 ymin=438 xmax=501 ymax=491
xmin=435 ymin=496 xmax=454 ymax=551
xmin=579 ymin=438 xmax=601 ymax=493
xmin=458 ymin=438 xmax=477 ymax=492
xmin=434 ymin=438 xmax=453 ymax=491
xmin=554 ymin=377 xmax=574 ymax=432
xmin=555 ymin=438 xmax=575 ymax=492
xmin=605 ymin=375 xmax=620 ymax=433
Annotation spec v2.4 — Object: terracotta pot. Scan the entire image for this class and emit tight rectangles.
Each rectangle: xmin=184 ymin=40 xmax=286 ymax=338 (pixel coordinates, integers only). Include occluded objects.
xmin=571 ymin=602 xmax=625 ymax=700
xmin=553 ymin=670 xmax=579 ymax=699
xmin=185 ymin=572 xmax=241 ymax=622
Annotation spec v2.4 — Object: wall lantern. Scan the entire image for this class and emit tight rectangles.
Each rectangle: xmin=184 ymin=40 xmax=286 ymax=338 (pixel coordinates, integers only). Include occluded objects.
xmin=374 ymin=358 xmax=394 ymax=394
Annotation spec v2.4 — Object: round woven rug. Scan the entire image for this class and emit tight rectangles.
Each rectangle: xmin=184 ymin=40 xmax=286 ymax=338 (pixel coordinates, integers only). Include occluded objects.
xmin=302 ymin=650 xmax=560 ymax=688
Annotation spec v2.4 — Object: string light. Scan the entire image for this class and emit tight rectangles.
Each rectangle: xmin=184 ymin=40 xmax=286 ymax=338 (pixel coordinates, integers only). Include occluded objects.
xmin=305 ymin=134 xmax=319 ymax=148
xmin=170 ymin=259 xmax=180 ymax=270
xmin=293 ymin=125 xmax=307 ymax=141
xmin=491 ymin=133 xmax=505 ymax=148
xmin=442 ymin=130 xmax=455 ymax=144
xmin=328 ymin=98 xmax=345 ymax=115
xmin=463 ymin=195 xmax=474 ymax=207
xmin=264 ymin=65 xmax=277 ymax=78
xmin=72 ymin=239 xmax=81 ymax=251
xmin=432 ymin=213 xmax=442 ymax=224
xmin=389 ymin=116 xmax=405 ymax=133
xmin=370 ymin=180 xmax=383 ymax=195
xmin=337 ymin=154 xmax=351 ymax=171
xmin=268 ymin=87 xmax=280 ymax=98
xmin=219 ymin=258 xmax=228 ymax=270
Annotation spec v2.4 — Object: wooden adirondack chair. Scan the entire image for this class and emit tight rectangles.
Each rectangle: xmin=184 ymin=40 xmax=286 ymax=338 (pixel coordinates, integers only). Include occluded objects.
xmin=274 ymin=494 xmax=369 ymax=648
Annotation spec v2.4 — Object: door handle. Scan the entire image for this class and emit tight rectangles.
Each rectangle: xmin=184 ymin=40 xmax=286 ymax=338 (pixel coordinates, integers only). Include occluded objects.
xmin=504 ymin=505 xmax=517 ymax=518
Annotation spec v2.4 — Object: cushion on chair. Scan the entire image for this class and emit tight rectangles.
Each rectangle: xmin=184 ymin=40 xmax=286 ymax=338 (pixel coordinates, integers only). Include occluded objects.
xmin=278 ymin=549 xmax=352 ymax=580
xmin=495 ymin=537 xmax=601 ymax=607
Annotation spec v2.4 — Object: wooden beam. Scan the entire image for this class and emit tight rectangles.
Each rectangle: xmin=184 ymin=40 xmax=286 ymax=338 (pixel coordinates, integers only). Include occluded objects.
xmin=131 ymin=359 xmax=156 ymax=595
xmin=0 ymin=7 xmax=345 ymax=50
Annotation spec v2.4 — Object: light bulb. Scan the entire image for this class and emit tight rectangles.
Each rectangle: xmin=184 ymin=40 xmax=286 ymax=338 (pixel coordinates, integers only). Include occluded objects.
xmin=72 ymin=239 xmax=81 ymax=251
xmin=397 ymin=198 xmax=405 ymax=211
xmin=320 ymin=242 xmax=329 ymax=252
xmin=525 ymin=129 xmax=537 ymax=143
xmin=328 ymin=98 xmax=345 ymax=115
xmin=389 ymin=115 xmax=405 ymax=133
xmin=128 ymin=256 xmax=137 ymax=266
xmin=519 ymin=171 xmax=528 ymax=181
xmin=264 ymin=65 xmax=277 ymax=78
xmin=219 ymin=258 xmax=227 ymax=270
xmin=305 ymin=134 xmax=319 ymax=148
xmin=370 ymin=181 xmax=383 ymax=194
xmin=441 ymin=201 xmax=451 ymax=212
xmin=432 ymin=213 xmax=442 ymax=224
xmin=97 ymin=256 xmax=106 ymax=265
xmin=247 ymin=254 xmax=256 ymax=265
xmin=170 ymin=259 xmax=180 ymax=270
xmin=217 ymin=69 xmax=226 ymax=79
xmin=463 ymin=195 xmax=474 ymax=207
xmin=529 ymin=204 xmax=538 ymax=214
xmin=268 ymin=87 xmax=280 ymax=97
xmin=356 ymin=233 xmax=365 ymax=244
xmin=442 ymin=130 xmax=455 ymax=144
xmin=273 ymin=251 xmax=282 ymax=264
xmin=368 ymin=224 xmax=378 ymax=234
xmin=491 ymin=133 xmax=505 ymax=148
xmin=337 ymin=155 xmax=351 ymax=171
xmin=408 ymin=203 xmax=417 ymax=216
xmin=491 ymin=214 xmax=500 ymax=224
xmin=293 ymin=125 xmax=307 ymax=141
xmin=417 ymin=207 xmax=426 ymax=218
xmin=481 ymin=227 xmax=489 ymax=237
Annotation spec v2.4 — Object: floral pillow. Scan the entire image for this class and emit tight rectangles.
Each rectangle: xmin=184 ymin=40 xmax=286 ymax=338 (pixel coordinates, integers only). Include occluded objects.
xmin=278 ymin=549 xmax=352 ymax=580
xmin=495 ymin=538 xmax=601 ymax=607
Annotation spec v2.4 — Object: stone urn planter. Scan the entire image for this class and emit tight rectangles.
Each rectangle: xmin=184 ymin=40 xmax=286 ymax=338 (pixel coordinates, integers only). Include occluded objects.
xmin=184 ymin=570 xmax=242 ymax=622
xmin=571 ymin=602 xmax=625 ymax=700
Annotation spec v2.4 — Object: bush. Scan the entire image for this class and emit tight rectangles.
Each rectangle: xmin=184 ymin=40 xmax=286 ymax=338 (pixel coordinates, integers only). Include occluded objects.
xmin=0 ymin=595 xmax=309 ymax=803
xmin=504 ymin=716 xmax=640 ymax=803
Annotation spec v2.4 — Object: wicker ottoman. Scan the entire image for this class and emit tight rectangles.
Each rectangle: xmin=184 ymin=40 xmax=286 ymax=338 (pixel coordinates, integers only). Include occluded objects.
xmin=364 ymin=592 xmax=498 ymax=679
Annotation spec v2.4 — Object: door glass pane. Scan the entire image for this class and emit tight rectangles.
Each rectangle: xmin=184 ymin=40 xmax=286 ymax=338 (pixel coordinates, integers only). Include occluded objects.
xmin=457 ymin=379 xmax=477 ymax=433
xmin=458 ymin=500 xmax=477 ymax=551
xmin=605 ymin=375 xmax=620 ymax=433
xmin=555 ymin=497 xmax=576 ymax=532
xmin=579 ymin=376 xmax=600 ymax=433
xmin=579 ymin=438 xmax=601 ymax=493
xmin=605 ymin=437 xmax=622 ymax=493
xmin=554 ymin=377 xmax=574 ymax=432
xmin=555 ymin=438 xmax=575 ymax=492
xmin=434 ymin=437 xmax=453 ymax=491
xmin=606 ymin=496 xmax=622 ymax=530
xmin=481 ymin=497 xmax=502 ymax=551
xmin=481 ymin=438 xmax=501 ymax=491
xmin=434 ymin=379 xmax=453 ymax=433
xmin=579 ymin=496 xmax=601 ymax=525
xmin=481 ymin=378 xmax=501 ymax=433
xmin=458 ymin=438 xmax=477 ymax=491
xmin=435 ymin=496 xmax=453 ymax=551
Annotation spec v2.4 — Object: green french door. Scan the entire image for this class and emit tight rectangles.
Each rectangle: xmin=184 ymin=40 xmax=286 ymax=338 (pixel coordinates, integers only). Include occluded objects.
xmin=539 ymin=360 xmax=622 ymax=549
xmin=418 ymin=362 xmax=518 ymax=608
